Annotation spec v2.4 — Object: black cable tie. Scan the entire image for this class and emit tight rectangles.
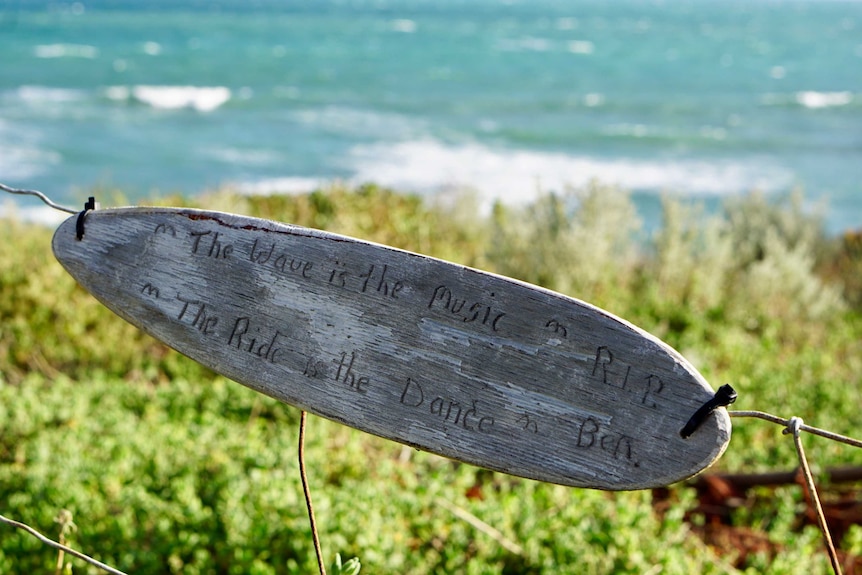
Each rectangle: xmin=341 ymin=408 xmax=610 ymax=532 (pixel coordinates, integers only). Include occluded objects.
xmin=680 ymin=384 xmax=738 ymax=439
xmin=76 ymin=196 xmax=96 ymax=241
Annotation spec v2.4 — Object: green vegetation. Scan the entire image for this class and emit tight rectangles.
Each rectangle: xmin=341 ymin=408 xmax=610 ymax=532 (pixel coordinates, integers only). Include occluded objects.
xmin=1 ymin=183 xmax=860 ymax=574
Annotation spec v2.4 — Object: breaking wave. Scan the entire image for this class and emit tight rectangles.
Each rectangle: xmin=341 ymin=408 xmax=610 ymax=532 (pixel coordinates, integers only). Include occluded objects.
xmin=346 ymin=139 xmax=794 ymax=206
xmin=105 ymin=85 xmax=232 ymax=112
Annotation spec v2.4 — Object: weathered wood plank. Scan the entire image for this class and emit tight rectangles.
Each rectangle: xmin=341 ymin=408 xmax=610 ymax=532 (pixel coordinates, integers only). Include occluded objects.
xmin=52 ymin=207 xmax=731 ymax=490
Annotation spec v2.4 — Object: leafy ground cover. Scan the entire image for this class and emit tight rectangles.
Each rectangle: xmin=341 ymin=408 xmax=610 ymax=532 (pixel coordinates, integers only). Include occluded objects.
xmin=1 ymin=184 xmax=860 ymax=574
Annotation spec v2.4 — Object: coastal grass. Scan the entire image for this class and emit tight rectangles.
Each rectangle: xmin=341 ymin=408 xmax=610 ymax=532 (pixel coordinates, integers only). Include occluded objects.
xmin=1 ymin=183 xmax=861 ymax=574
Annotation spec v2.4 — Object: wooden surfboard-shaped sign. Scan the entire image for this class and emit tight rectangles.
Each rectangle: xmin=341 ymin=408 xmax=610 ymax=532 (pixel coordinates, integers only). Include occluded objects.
xmin=53 ymin=207 xmax=731 ymax=490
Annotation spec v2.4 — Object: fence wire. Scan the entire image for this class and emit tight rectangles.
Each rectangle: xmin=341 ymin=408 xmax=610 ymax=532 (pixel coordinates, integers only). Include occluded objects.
xmin=3 ymin=408 xmax=860 ymax=575
xmin=0 ymin=183 xmax=77 ymax=214
xmin=2 ymin=183 xmax=860 ymax=574
xmin=728 ymin=410 xmax=862 ymax=575
xmin=0 ymin=512 xmax=129 ymax=575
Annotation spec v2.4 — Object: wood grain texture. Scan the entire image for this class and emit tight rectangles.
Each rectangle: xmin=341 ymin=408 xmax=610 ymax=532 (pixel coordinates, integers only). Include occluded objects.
xmin=53 ymin=207 xmax=731 ymax=490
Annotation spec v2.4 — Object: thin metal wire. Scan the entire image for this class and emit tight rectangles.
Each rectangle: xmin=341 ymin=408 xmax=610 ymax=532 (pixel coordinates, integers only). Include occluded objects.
xmin=729 ymin=410 xmax=862 ymax=575
xmin=0 ymin=513 xmax=129 ymax=575
xmin=299 ymin=411 xmax=327 ymax=575
xmin=0 ymin=183 xmax=77 ymax=214
xmin=785 ymin=417 xmax=844 ymax=575
xmin=730 ymin=410 xmax=862 ymax=449
xmin=3 ymin=181 xmax=857 ymax=572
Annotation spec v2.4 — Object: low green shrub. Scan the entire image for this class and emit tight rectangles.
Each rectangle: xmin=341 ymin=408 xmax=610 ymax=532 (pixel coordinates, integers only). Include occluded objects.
xmin=1 ymin=184 xmax=859 ymax=574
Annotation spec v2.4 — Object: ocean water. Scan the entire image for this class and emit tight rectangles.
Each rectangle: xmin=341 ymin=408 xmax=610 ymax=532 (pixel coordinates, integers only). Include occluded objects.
xmin=1 ymin=0 xmax=860 ymax=232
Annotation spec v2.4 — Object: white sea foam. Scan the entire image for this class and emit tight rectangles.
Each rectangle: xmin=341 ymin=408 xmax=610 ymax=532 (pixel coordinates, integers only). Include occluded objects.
xmin=602 ymin=123 xmax=652 ymax=138
xmin=136 ymin=85 xmax=231 ymax=111
xmin=390 ymin=19 xmax=417 ymax=33
xmin=291 ymin=106 xmax=427 ymax=139
xmin=347 ymin=139 xmax=794 ymax=207
xmin=762 ymin=91 xmax=856 ymax=109
xmin=142 ymin=41 xmax=162 ymax=56
xmin=106 ymin=85 xmax=232 ymax=112
xmin=205 ymin=147 xmax=283 ymax=167
xmin=497 ymin=36 xmax=553 ymax=52
xmin=583 ymin=93 xmax=604 ymax=107
xmin=0 ymin=119 xmax=65 ymax=219
xmin=5 ymin=86 xmax=88 ymax=121
xmin=496 ymin=36 xmax=593 ymax=54
xmin=567 ymin=40 xmax=595 ymax=55
xmin=0 ymin=201 xmax=69 ymax=227
xmin=104 ymin=85 xmax=131 ymax=102
xmin=556 ymin=17 xmax=579 ymax=31
xmin=232 ymin=177 xmax=328 ymax=195
xmin=15 ymin=85 xmax=86 ymax=104
xmin=795 ymin=91 xmax=853 ymax=109
xmin=0 ymin=146 xmax=61 ymax=180
xmin=0 ymin=120 xmax=61 ymax=180
xmin=602 ymin=123 xmax=725 ymax=141
xmin=34 ymin=43 xmax=98 ymax=59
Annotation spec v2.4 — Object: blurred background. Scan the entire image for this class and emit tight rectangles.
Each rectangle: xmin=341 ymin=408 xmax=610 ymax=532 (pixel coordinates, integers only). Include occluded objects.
xmin=1 ymin=0 xmax=860 ymax=232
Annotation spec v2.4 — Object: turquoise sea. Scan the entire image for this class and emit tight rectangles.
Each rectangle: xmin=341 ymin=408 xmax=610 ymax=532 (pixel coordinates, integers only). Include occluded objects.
xmin=1 ymin=0 xmax=860 ymax=232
